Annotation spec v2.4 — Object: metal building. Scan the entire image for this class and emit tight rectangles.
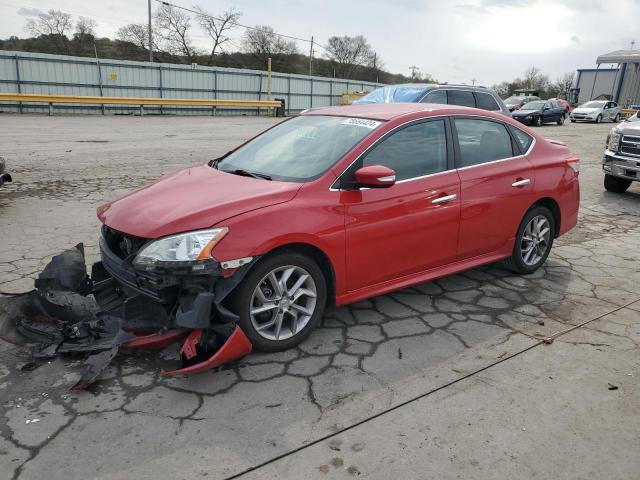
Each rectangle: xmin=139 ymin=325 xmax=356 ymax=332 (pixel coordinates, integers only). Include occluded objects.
xmin=574 ymin=50 xmax=640 ymax=107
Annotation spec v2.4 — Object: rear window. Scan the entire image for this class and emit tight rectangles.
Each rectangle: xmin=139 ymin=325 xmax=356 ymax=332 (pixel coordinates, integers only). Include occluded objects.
xmin=448 ymin=90 xmax=476 ymax=108
xmin=509 ymin=126 xmax=534 ymax=153
xmin=474 ymin=92 xmax=501 ymax=111
xmin=455 ymin=118 xmax=514 ymax=167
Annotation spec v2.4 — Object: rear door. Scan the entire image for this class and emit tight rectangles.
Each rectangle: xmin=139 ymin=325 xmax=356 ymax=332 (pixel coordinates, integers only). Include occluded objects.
xmin=453 ymin=117 xmax=536 ymax=259
xmin=342 ymin=118 xmax=461 ymax=291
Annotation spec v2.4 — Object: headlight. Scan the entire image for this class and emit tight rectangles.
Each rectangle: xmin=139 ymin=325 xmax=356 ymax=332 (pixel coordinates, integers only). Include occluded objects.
xmin=607 ymin=130 xmax=621 ymax=152
xmin=133 ymin=227 xmax=228 ymax=267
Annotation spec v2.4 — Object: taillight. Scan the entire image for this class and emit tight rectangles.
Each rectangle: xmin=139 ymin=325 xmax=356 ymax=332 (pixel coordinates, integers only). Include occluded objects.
xmin=567 ymin=158 xmax=580 ymax=175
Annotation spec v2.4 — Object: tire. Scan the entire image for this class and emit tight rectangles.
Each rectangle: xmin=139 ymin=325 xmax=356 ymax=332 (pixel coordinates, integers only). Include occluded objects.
xmin=535 ymin=116 xmax=543 ymax=127
xmin=604 ymin=174 xmax=631 ymax=193
xmin=230 ymin=251 xmax=327 ymax=352
xmin=595 ymin=114 xmax=602 ymax=124
xmin=613 ymin=113 xmax=620 ymax=123
xmin=503 ymin=206 xmax=555 ymax=275
xmin=570 ymin=119 xmax=576 ymax=123
xmin=557 ymin=115 xmax=565 ymax=126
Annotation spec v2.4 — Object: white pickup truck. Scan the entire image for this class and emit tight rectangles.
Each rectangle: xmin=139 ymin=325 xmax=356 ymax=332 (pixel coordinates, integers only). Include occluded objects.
xmin=603 ymin=112 xmax=640 ymax=192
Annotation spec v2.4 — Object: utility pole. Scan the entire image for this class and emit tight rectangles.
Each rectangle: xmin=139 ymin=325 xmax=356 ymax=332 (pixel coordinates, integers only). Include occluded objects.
xmin=309 ymin=36 xmax=314 ymax=76
xmin=631 ymin=40 xmax=636 ymax=50
xmin=471 ymin=78 xmax=477 ymax=86
xmin=409 ymin=65 xmax=420 ymax=82
xmin=148 ymin=0 xmax=153 ymax=62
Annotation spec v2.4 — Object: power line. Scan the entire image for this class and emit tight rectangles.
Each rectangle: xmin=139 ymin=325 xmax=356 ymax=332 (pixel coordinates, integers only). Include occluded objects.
xmin=154 ymin=0 xmax=328 ymax=52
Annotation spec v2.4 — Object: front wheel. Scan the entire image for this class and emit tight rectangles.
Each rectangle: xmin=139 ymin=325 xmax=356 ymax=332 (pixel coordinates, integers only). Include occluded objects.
xmin=230 ymin=251 xmax=327 ymax=352
xmin=604 ymin=174 xmax=631 ymax=193
xmin=595 ymin=114 xmax=602 ymax=124
xmin=503 ymin=206 xmax=555 ymax=274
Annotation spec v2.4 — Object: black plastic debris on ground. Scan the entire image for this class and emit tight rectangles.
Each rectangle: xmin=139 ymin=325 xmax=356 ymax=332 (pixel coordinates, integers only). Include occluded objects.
xmin=0 ymin=243 xmax=250 ymax=390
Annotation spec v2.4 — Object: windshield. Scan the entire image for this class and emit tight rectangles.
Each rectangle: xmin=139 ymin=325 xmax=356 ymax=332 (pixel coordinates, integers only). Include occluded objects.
xmin=521 ymin=101 xmax=545 ymax=110
xmin=581 ymin=101 xmax=605 ymax=108
xmin=354 ymin=85 xmax=428 ymax=104
xmin=504 ymin=97 xmax=523 ymax=105
xmin=217 ymin=115 xmax=381 ymax=182
xmin=627 ymin=113 xmax=639 ymax=122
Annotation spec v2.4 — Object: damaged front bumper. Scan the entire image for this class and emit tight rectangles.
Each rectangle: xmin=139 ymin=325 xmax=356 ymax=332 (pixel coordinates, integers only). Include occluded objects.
xmin=1 ymin=240 xmax=255 ymax=390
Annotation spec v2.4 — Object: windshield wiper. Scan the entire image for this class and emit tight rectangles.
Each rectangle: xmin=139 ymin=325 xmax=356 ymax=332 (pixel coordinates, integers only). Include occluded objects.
xmin=222 ymin=169 xmax=272 ymax=181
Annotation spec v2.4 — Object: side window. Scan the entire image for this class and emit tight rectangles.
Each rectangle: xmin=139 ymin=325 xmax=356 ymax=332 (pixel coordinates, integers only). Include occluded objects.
xmin=544 ymin=102 xmax=552 ymax=109
xmin=508 ymin=125 xmax=534 ymax=153
xmin=448 ymin=90 xmax=476 ymax=108
xmin=363 ymin=120 xmax=448 ymax=181
xmin=421 ymin=89 xmax=447 ymax=104
xmin=611 ymin=102 xmax=618 ymax=108
xmin=454 ymin=118 xmax=514 ymax=167
xmin=474 ymin=92 xmax=501 ymax=111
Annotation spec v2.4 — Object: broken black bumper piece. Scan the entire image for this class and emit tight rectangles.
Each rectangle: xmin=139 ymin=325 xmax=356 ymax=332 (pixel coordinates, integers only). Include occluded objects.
xmin=0 ymin=243 xmax=253 ymax=390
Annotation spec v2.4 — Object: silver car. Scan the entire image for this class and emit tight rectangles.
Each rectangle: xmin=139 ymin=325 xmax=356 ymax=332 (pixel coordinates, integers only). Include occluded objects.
xmin=603 ymin=115 xmax=640 ymax=192
xmin=571 ymin=100 xmax=621 ymax=123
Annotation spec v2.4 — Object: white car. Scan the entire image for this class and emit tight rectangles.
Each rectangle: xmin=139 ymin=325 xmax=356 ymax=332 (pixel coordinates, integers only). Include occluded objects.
xmin=570 ymin=100 xmax=621 ymax=123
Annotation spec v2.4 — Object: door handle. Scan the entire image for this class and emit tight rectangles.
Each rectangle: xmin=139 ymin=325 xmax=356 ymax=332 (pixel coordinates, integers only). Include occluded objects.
xmin=432 ymin=194 xmax=457 ymax=204
xmin=511 ymin=178 xmax=531 ymax=187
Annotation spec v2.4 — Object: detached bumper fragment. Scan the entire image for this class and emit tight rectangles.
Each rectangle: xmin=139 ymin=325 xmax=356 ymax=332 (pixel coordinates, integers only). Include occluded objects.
xmin=0 ymin=243 xmax=254 ymax=390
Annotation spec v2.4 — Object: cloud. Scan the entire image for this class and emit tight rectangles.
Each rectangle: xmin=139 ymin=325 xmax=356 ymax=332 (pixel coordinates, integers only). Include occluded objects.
xmin=17 ymin=7 xmax=44 ymax=17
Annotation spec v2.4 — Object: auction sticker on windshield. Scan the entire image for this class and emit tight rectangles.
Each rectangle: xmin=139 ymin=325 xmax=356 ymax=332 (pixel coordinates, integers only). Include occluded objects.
xmin=341 ymin=118 xmax=382 ymax=129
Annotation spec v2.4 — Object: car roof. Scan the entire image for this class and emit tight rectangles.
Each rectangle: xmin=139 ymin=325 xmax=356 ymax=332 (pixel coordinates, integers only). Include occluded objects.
xmin=303 ymin=103 xmax=505 ymax=121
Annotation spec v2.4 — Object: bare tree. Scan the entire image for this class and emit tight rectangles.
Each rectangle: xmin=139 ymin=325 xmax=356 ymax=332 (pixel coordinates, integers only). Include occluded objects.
xmin=326 ymin=35 xmax=374 ymax=78
xmin=551 ymin=72 xmax=575 ymax=94
xmin=117 ymin=23 xmax=156 ymax=51
xmin=194 ymin=6 xmax=241 ymax=66
xmin=25 ymin=9 xmax=73 ymax=37
xmin=154 ymin=4 xmax=197 ymax=62
xmin=74 ymin=16 xmax=97 ymax=37
xmin=522 ymin=66 xmax=549 ymax=91
xmin=242 ymin=25 xmax=298 ymax=58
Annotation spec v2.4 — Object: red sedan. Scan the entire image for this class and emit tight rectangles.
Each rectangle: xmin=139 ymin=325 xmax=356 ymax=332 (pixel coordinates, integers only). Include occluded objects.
xmin=98 ymin=103 xmax=580 ymax=353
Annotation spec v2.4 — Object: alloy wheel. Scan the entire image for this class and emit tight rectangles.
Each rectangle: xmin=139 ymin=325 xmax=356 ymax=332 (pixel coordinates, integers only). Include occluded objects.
xmin=520 ymin=215 xmax=551 ymax=266
xmin=249 ymin=265 xmax=317 ymax=341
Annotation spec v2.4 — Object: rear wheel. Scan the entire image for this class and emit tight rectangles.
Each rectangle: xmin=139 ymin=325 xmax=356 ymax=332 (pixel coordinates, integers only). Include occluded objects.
xmin=557 ymin=115 xmax=565 ymax=125
xmin=503 ymin=206 xmax=555 ymax=274
xmin=231 ymin=251 xmax=327 ymax=351
xmin=535 ymin=116 xmax=543 ymax=127
xmin=570 ymin=118 xmax=576 ymax=123
xmin=613 ymin=113 xmax=620 ymax=123
xmin=604 ymin=174 xmax=631 ymax=193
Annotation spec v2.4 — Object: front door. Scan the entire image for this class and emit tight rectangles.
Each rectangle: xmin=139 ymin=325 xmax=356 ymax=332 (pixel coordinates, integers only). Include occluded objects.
xmin=342 ymin=119 xmax=461 ymax=291
xmin=453 ymin=117 xmax=536 ymax=259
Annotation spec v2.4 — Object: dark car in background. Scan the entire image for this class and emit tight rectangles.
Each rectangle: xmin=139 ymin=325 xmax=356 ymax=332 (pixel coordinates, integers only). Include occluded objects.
xmin=504 ymin=95 xmax=541 ymax=112
xmin=353 ymin=84 xmax=511 ymax=116
xmin=512 ymin=100 xmax=566 ymax=126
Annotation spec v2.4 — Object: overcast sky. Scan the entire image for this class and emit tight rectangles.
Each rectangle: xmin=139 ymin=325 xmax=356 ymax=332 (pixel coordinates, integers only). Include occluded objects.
xmin=1 ymin=0 xmax=638 ymax=84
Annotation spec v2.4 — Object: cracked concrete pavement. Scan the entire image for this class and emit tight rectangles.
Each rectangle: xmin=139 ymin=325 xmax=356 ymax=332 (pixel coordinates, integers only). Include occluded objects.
xmin=1 ymin=115 xmax=639 ymax=479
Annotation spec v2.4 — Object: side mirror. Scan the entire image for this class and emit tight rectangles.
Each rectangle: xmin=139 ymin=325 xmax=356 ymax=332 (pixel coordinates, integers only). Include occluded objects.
xmin=354 ymin=165 xmax=396 ymax=188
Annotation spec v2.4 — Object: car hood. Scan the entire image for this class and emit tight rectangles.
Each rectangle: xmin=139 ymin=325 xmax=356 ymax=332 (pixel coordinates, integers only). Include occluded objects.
xmin=97 ymin=164 xmax=302 ymax=238
xmin=573 ymin=107 xmax=599 ymax=114
xmin=512 ymin=109 xmax=539 ymax=115
xmin=616 ymin=122 xmax=640 ymax=135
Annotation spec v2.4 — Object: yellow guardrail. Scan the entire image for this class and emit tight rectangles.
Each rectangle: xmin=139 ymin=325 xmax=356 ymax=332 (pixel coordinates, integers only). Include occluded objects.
xmin=0 ymin=93 xmax=282 ymax=114
xmin=621 ymin=108 xmax=639 ymax=116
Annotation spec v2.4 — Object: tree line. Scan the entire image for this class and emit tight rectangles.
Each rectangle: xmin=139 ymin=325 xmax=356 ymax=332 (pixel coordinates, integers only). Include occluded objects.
xmin=1 ymin=7 xmax=435 ymax=85
xmin=491 ymin=67 xmax=575 ymax=99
